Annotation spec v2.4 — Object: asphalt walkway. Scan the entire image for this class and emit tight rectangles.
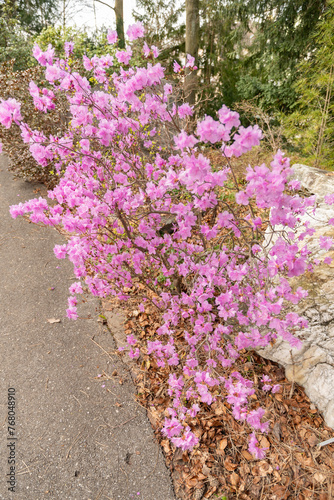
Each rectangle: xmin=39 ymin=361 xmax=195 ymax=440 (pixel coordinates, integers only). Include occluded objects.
xmin=0 ymin=155 xmax=175 ymax=500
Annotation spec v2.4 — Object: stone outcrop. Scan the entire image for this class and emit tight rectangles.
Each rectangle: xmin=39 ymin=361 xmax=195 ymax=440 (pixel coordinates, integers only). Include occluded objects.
xmin=257 ymin=164 xmax=334 ymax=428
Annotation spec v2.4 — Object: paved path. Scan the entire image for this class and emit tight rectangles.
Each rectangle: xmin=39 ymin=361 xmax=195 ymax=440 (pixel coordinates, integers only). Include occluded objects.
xmin=0 ymin=155 xmax=175 ymax=500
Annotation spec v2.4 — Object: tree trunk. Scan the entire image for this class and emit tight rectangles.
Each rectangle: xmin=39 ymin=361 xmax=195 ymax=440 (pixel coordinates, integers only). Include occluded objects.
xmin=185 ymin=0 xmax=199 ymax=106
xmin=115 ymin=0 xmax=125 ymax=49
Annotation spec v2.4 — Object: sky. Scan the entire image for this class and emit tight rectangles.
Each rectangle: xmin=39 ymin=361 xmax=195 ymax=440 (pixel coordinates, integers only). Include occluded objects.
xmin=71 ymin=0 xmax=138 ymax=33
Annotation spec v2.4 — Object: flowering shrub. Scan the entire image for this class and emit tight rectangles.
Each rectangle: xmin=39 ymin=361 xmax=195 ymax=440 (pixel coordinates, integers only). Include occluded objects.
xmin=0 ymin=60 xmax=68 ymax=186
xmin=1 ymin=22 xmax=333 ymax=457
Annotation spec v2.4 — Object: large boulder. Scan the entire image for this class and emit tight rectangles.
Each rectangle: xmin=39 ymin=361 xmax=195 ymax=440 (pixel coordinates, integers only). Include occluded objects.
xmin=257 ymin=164 xmax=334 ymax=427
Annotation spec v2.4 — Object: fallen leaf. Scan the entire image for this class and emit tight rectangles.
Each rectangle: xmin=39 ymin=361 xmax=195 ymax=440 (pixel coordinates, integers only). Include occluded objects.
xmin=224 ymin=456 xmax=238 ymax=471
xmin=313 ymin=472 xmax=326 ymax=483
xmin=217 ymin=438 xmax=228 ymax=454
xmin=307 ymin=433 xmax=318 ymax=448
xmin=47 ymin=318 xmax=61 ymax=324
xmin=241 ymin=450 xmax=253 ymax=460
xmin=229 ymin=472 xmax=240 ymax=487
xmin=272 ymin=421 xmax=281 ymax=441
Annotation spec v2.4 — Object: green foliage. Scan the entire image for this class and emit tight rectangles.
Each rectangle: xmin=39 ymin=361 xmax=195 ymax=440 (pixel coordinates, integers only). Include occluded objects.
xmin=232 ymin=0 xmax=327 ymax=113
xmin=198 ymin=0 xmax=243 ymax=115
xmin=133 ymin=0 xmax=185 ymax=71
xmin=281 ymin=0 xmax=334 ymax=169
xmin=0 ymin=1 xmax=35 ymax=70
xmin=0 ymin=17 xmax=35 ymax=70
xmin=0 ymin=0 xmax=58 ymax=34
xmin=34 ymin=25 xmax=110 ymax=60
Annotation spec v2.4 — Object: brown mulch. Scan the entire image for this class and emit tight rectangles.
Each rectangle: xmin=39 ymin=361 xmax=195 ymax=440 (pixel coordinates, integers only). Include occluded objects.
xmin=101 ymin=295 xmax=334 ymax=500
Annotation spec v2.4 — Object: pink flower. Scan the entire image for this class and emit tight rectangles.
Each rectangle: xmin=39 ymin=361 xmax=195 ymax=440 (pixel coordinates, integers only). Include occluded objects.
xmin=69 ymin=282 xmax=83 ymax=294
xmin=324 ymin=193 xmax=334 ymax=205
xmin=218 ymin=104 xmax=240 ymax=130
xmin=171 ymin=428 xmax=199 ymax=450
xmin=185 ymin=54 xmax=195 ymax=68
xmin=54 ymin=244 xmax=67 ymax=259
xmin=248 ymin=432 xmax=267 ymax=459
xmin=32 ymin=43 xmax=54 ymax=66
xmin=143 ymin=42 xmax=150 ymax=57
xmin=129 ymin=348 xmax=140 ymax=358
xmin=162 ymin=417 xmax=183 ymax=438
xmin=174 ymin=131 xmax=198 ymax=150
xmin=173 ymin=61 xmax=181 ymax=73
xmin=66 ymin=306 xmax=78 ymax=320
xmin=178 ymin=103 xmax=193 ymax=119
xmin=127 ymin=334 xmax=137 ymax=345
xmin=197 ymin=115 xmax=229 ymax=143
xmin=126 ymin=22 xmax=145 ymax=41
xmin=0 ymin=98 xmax=22 ymax=128
xmin=107 ymin=30 xmax=118 ymax=44
xmin=235 ymin=191 xmax=249 ymax=205
xmin=151 ymin=45 xmax=159 ymax=58
xmin=45 ymin=65 xmax=62 ymax=83
xmin=64 ymin=41 xmax=74 ymax=57
xmin=319 ymin=236 xmax=333 ymax=250
xmin=116 ymin=47 xmax=132 ymax=65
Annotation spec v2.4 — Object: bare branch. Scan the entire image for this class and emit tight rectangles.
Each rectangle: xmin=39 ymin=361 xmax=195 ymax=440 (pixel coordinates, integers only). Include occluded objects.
xmin=94 ymin=0 xmax=115 ymax=12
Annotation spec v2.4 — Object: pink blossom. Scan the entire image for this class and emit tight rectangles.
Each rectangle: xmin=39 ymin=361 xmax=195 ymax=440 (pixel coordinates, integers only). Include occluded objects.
xmin=126 ymin=22 xmax=145 ymax=41
xmin=235 ymin=190 xmax=249 ymax=205
xmin=32 ymin=43 xmax=54 ymax=66
xmin=324 ymin=193 xmax=334 ymax=205
xmin=174 ymin=131 xmax=198 ymax=150
xmin=64 ymin=41 xmax=74 ymax=57
xmin=319 ymin=236 xmax=333 ymax=250
xmin=218 ymin=105 xmax=240 ymax=130
xmin=185 ymin=54 xmax=195 ymax=68
xmin=197 ymin=115 xmax=229 ymax=143
xmin=127 ymin=334 xmax=137 ymax=345
xmin=248 ymin=432 xmax=267 ymax=459
xmin=116 ymin=47 xmax=133 ymax=65
xmin=178 ymin=103 xmax=193 ymax=119
xmin=171 ymin=428 xmax=198 ymax=450
xmin=0 ymin=98 xmax=22 ymax=128
xmin=107 ymin=30 xmax=118 ymax=44
xmin=54 ymin=244 xmax=67 ymax=259
xmin=143 ymin=42 xmax=150 ymax=57
xmin=162 ymin=417 xmax=183 ymax=438
xmin=173 ymin=61 xmax=181 ymax=73
xmin=66 ymin=306 xmax=78 ymax=320
xmin=69 ymin=282 xmax=83 ymax=294
xmin=151 ymin=45 xmax=159 ymax=58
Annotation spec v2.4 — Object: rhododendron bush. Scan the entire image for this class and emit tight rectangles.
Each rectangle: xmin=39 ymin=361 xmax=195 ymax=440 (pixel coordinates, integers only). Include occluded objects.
xmin=1 ymin=22 xmax=334 ymax=458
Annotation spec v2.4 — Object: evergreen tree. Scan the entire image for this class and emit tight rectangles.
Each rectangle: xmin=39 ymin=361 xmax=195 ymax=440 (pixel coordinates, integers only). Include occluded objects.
xmin=232 ymin=0 xmax=327 ymax=113
xmin=282 ymin=0 xmax=334 ymax=168
xmin=0 ymin=0 xmax=59 ymax=34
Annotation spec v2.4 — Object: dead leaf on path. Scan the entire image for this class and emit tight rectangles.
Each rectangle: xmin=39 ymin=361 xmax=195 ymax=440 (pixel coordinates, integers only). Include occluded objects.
xmin=47 ymin=318 xmax=61 ymax=324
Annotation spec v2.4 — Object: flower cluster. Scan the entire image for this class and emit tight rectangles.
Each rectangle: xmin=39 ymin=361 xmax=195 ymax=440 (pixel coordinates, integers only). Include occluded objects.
xmin=2 ymin=26 xmax=333 ymax=457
